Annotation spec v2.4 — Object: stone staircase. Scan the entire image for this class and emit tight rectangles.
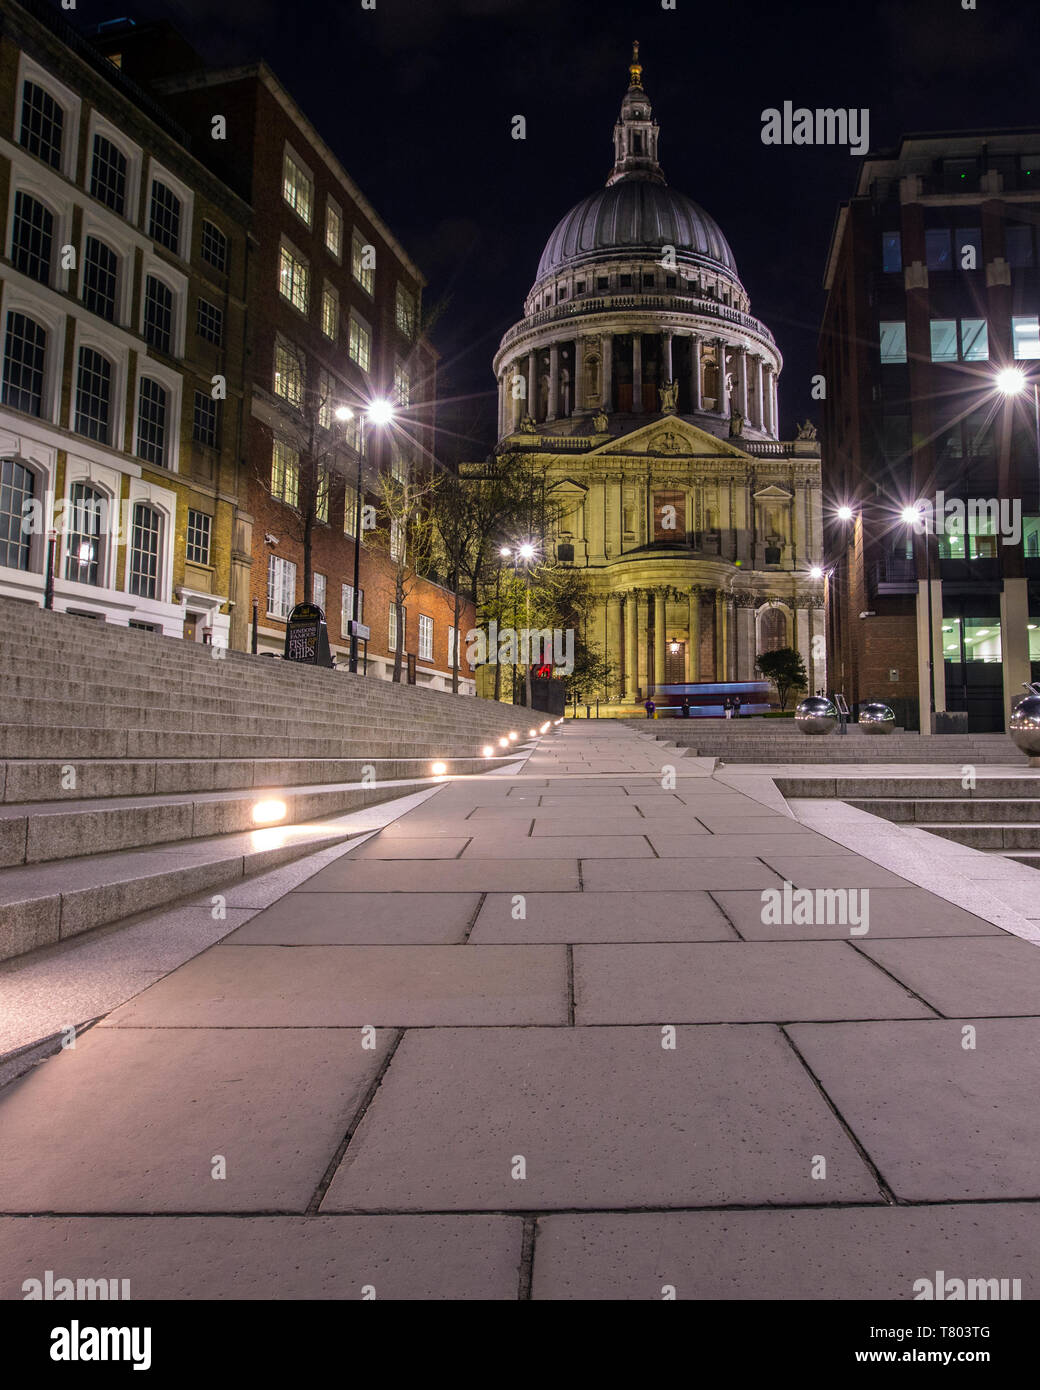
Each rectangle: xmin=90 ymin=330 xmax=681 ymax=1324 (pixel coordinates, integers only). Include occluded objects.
xmin=657 ymin=720 xmax=1027 ymax=765
xmin=774 ymin=774 xmax=1040 ymax=871
xmin=0 ymin=597 xmax=539 ymax=962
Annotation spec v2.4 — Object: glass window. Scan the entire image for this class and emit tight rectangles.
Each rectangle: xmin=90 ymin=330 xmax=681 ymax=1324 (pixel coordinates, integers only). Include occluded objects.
xmin=965 ymin=410 xmax=995 ymax=457
xmin=11 ymin=192 xmax=53 ymax=284
xmin=74 ymin=347 xmax=112 ymax=442
xmin=388 ymin=602 xmax=405 ymax=651
xmin=312 ymin=571 xmax=326 ymax=611
xmin=394 ymin=362 xmax=410 ymax=407
xmin=390 ymin=517 xmax=404 ymax=562
xmin=955 ymin=227 xmax=982 ymax=268
xmin=90 ymin=135 xmax=127 ymax=215
xmin=341 ymin=584 xmax=364 ymax=631
xmin=318 ymin=368 xmax=334 ymax=430
xmin=316 ymin=465 xmax=330 ymax=523
xmin=136 ymin=377 xmax=168 ymax=467
xmin=143 ymin=275 xmax=173 ymax=353
xmin=1024 ymin=516 xmax=1040 ymax=559
xmin=418 ymin=613 xmax=433 ymax=661
xmin=881 ymin=231 xmax=902 ymax=272
xmin=925 ymin=228 xmax=952 ymax=270
xmin=929 ymin=320 xmax=958 ymax=362
xmin=2 ymin=312 xmax=47 ymax=417
xmin=195 ymin=298 xmax=223 ymax=345
xmin=267 ymin=554 xmax=296 ymax=619
xmin=880 ymin=321 xmax=907 ymax=364
xmin=19 ymin=80 xmax=63 ymax=168
xmin=325 ymin=201 xmax=342 ymax=259
xmin=960 ymin=318 xmax=988 ymax=361
xmin=200 ymin=220 xmax=227 ymax=272
xmin=321 ymin=284 xmax=338 ymax=340
xmin=282 ymin=152 xmax=312 ymax=226
xmin=351 ymin=232 xmax=375 ymax=294
xmin=349 ymin=316 xmax=371 ymax=372
xmin=65 ymin=482 xmax=106 ymax=585
xmin=149 ymin=180 xmax=181 ymax=254
xmin=1012 ymin=316 xmax=1040 ymax=360
xmin=395 ymin=283 xmax=416 ymax=338
xmin=273 ymin=339 xmax=302 ymax=406
xmin=279 ymin=244 xmax=309 ymax=313
xmin=1005 ymin=224 xmax=1034 ymax=267
xmin=192 ymin=390 xmax=218 ymax=447
xmin=271 ymin=439 xmax=299 ymax=506
xmin=83 ymin=237 xmax=118 ymax=321
xmin=963 ymin=618 xmax=1001 ymax=662
xmin=186 ymin=509 xmax=211 ymax=565
xmin=0 ymin=457 xmax=35 ymax=570
xmin=129 ymin=503 xmax=161 ymax=598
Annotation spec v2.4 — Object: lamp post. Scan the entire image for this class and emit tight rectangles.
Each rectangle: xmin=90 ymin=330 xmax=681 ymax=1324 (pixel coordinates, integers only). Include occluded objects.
xmin=518 ymin=541 xmax=536 ymax=709
xmin=336 ymin=400 xmax=393 ymax=674
xmin=903 ymin=502 xmax=935 ymax=731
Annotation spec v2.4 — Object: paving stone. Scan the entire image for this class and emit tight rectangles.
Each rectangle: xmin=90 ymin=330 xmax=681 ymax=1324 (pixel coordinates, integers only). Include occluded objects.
xmin=321 ymin=1026 xmax=882 ymax=1211
xmin=854 ymin=936 xmax=1040 ymax=1016
xmin=648 ymin=832 xmax=843 ymax=858
xmin=0 ymin=1214 xmax=523 ymax=1300
xmin=581 ymin=858 xmax=783 ymax=891
xmin=692 ymin=815 xmax=811 ymax=835
xmin=788 ymin=1018 xmax=1040 ymax=1200
xmin=0 ymin=1027 xmax=395 ymax=1212
xmin=470 ymin=891 xmax=736 ymax=943
xmin=714 ymin=886 xmax=1005 ymax=940
xmin=755 ymin=854 xmax=917 ymax=889
xmin=460 ymin=835 xmax=654 ymax=859
xmin=225 ymin=892 xmax=482 ymax=945
xmin=574 ymin=942 xmax=933 ymax=1023
xmin=532 ymin=1204 xmax=1040 ymax=1299
xmin=297 ymin=858 xmax=581 ymax=893
xmin=347 ymin=837 xmax=470 ymax=859
xmin=104 ymin=944 xmax=568 ymax=1027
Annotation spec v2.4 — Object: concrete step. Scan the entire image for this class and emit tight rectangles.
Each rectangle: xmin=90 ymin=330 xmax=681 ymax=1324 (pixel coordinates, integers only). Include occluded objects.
xmin=914 ymin=823 xmax=1040 ymax=850
xmin=845 ymin=797 xmax=1040 ymax=824
xmin=775 ymin=776 xmax=1040 ymax=799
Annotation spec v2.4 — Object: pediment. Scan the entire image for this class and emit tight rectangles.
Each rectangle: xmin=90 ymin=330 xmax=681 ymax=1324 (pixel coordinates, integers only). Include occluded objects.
xmin=586 ymin=417 xmax=751 ymax=461
xmin=752 ymin=483 xmax=794 ymax=501
xmin=549 ymin=476 xmax=589 ymax=494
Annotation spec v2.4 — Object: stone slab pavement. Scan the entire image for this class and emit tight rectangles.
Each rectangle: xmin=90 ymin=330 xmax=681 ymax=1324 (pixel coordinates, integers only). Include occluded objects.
xmin=1 ymin=721 xmax=1039 ymax=1300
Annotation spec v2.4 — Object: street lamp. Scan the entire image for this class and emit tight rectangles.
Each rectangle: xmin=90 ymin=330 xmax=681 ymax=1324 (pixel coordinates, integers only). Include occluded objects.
xmin=902 ymin=502 xmax=936 ymax=730
xmin=337 ymin=400 xmax=394 ymax=673
xmin=995 ymin=365 xmax=1040 ymax=517
xmin=836 ymin=505 xmax=854 ymax=522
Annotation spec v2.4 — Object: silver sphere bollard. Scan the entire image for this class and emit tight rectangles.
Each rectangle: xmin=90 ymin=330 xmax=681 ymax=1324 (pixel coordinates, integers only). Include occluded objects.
xmin=858 ymin=702 xmax=896 ymax=735
xmin=795 ymin=696 xmax=838 ymax=735
xmin=1009 ymin=693 xmax=1040 ymax=764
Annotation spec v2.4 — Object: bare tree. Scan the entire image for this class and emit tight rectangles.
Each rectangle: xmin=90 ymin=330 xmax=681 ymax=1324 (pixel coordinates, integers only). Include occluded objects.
xmin=367 ymin=462 xmax=439 ymax=683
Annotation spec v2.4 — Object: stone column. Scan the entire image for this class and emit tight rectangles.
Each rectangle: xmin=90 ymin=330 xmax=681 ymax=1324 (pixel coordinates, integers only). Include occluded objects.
xmin=654 ymin=587 xmax=667 ymax=689
xmin=690 ymin=334 xmax=702 ymax=412
xmin=526 ymin=351 xmax=537 ymax=421
xmin=753 ymin=357 xmax=765 ymax=430
xmin=687 ymin=586 xmax=701 ymax=681
xmin=635 ymin=590 xmax=648 ymax=695
xmin=662 ymin=330 xmax=673 ymax=384
xmin=548 ymin=343 xmax=559 ymax=419
xmin=624 ymin=591 xmax=638 ymax=701
xmin=632 ymin=334 xmax=643 ymax=414
xmin=737 ymin=347 xmax=749 ymax=420
xmin=714 ymin=589 xmax=727 ymax=681
xmin=717 ymin=340 xmax=730 ymax=417
xmin=762 ymin=364 xmax=773 ymax=437
xmin=735 ymin=596 xmax=754 ymax=680
xmin=601 ymin=333 xmax=613 ymax=412
xmin=726 ymin=594 xmax=737 ymax=680
xmin=771 ymin=371 xmax=780 ymax=439
xmin=1001 ymin=579 xmax=1031 ymax=732
xmin=606 ymin=595 xmax=622 ymax=701
xmin=573 ymin=337 xmax=583 ymax=414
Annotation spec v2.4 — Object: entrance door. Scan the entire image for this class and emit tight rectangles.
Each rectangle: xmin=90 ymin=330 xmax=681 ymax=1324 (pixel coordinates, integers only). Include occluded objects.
xmin=184 ymin=611 xmax=202 ymax=642
xmin=665 ymin=641 xmax=686 ymax=684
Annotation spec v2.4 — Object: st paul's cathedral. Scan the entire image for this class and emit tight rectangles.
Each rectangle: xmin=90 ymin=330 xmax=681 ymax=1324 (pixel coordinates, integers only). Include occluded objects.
xmin=489 ymin=45 xmax=826 ymax=709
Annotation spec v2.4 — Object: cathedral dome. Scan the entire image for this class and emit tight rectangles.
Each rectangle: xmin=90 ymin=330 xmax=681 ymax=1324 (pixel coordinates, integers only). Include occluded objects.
xmin=535 ymin=180 xmax=739 ymax=282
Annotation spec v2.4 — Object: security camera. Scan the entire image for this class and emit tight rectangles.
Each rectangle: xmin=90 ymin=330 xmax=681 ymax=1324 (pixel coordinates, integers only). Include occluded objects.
xmin=264 ymin=533 xmax=279 ymax=546
xmin=859 ymin=610 xmax=876 ymax=619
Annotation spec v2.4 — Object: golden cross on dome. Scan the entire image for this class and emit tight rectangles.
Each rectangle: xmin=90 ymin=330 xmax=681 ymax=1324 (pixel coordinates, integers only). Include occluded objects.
xmin=629 ymin=40 xmax=643 ymax=89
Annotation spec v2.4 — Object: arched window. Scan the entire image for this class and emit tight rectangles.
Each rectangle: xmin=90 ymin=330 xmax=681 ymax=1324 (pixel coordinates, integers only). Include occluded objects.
xmin=75 ymin=346 xmax=113 ymax=442
xmin=128 ymin=503 xmax=162 ymax=598
xmin=760 ymin=607 xmax=788 ymax=653
xmin=11 ymin=192 xmax=53 ymax=284
xmin=2 ymin=312 xmax=47 ymax=416
xmin=136 ymin=376 xmax=168 ymax=468
xmin=0 ymin=457 xmax=36 ymax=571
xmin=65 ymin=482 xmax=108 ymax=586
xmin=83 ymin=237 xmax=118 ymax=321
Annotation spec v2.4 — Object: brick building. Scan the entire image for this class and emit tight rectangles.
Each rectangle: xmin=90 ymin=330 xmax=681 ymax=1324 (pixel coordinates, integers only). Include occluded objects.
xmin=820 ymin=131 xmax=1040 ymax=731
xmin=98 ymin=23 xmax=476 ymax=690
xmin=0 ymin=1 xmax=252 ymax=646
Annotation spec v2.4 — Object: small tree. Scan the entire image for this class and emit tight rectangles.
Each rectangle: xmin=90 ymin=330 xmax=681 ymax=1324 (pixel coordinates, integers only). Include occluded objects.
xmin=368 ymin=464 xmax=439 ymax=683
xmin=756 ymin=646 xmax=808 ymax=711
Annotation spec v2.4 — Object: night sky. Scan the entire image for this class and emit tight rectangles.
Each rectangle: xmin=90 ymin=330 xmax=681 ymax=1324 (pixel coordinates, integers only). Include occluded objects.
xmin=81 ymin=0 xmax=1040 ymax=459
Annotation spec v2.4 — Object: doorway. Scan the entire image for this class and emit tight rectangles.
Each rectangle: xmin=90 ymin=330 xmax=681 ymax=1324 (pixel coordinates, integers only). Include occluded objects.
xmin=665 ymin=641 xmax=686 ymax=684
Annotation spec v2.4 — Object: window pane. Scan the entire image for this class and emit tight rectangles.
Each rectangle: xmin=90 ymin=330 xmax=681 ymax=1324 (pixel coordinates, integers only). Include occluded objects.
xmin=200 ymin=220 xmax=227 ymax=272
xmin=129 ymin=504 xmax=161 ymax=598
xmin=90 ymin=135 xmax=127 ymax=215
xmin=282 ymin=153 xmax=313 ymax=225
xmin=418 ymin=613 xmax=433 ymax=661
xmin=267 ymin=554 xmax=297 ymax=619
xmin=149 ymin=181 xmax=181 ymax=253
xmin=274 ymin=341 xmax=302 ymax=406
xmin=83 ymin=237 xmax=118 ymax=321
xmin=11 ymin=192 xmax=53 ymax=284
xmin=925 ymin=228 xmax=952 ymax=270
xmin=192 ymin=390 xmax=218 ymax=447
xmin=0 ymin=457 xmax=35 ymax=570
xmin=2 ymin=312 xmax=47 ymax=417
xmin=316 ymin=466 xmax=329 ymax=523
xmin=312 ymin=572 xmax=326 ymax=611
xmin=1005 ymin=225 xmax=1034 ymax=267
xmin=144 ymin=276 xmax=173 ymax=353
xmin=325 ymin=203 xmax=341 ymax=258
xmin=136 ymin=377 xmax=168 ymax=467
xmin=196 ymin=298 xmax=223 ymax=344
xmin=279 ymin=245 xmax=309 ymax=313
xmin=349 ymin=318 xmax=370 ymax=372
xmin=960 ymin=318 xmax=988 ymax=361
xmin=186 ymin=509 xmax=212 ymax=565
xmin=351 ymin=234 xmax=374 ymax=294
xmin=929 ymin=320 xmax=958 ymax=362
xmin=1012 ymin=316 xmax=1040 ymax=360
xmin=395 ymin=284 xmax=416 ymax=338
xmin=880 ymin=321 xmax=907 ymax=364
xmin=75 ymin=348 xmax=112 ymax=442
xmin=65 ymin=482 xmax=106 ymax=584
xmin=271 ymin=440 xmax=299 ymax=506
xmin=321 ymin=286 xmax=337 ymax=339
xmin=20 ymin=81 xmax=63 ymax=168
xmin=881 ymin=232 xmax=902 ymax=272
xmin=963 ymin=618 xmax=1001 ymax=662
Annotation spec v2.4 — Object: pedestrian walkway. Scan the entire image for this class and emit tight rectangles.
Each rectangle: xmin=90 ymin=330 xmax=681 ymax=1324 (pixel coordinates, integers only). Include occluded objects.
xmin=1 ymin=721 xmax=1039 ymax=1300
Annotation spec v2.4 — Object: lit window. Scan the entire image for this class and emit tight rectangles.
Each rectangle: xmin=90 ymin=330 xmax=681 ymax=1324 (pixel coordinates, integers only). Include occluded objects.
xmin=879 ymin=321 xmax=907 ymax=364
xmin=388 ymin=602 xmax=405 ymax=651
xmin=273 ymin=339 xmax=302 ymax=406
xmin=129 ymin=503 xmax=162 ymax=598
xmin=1012 ymin=316 xmax=1040 ymax=360
xmin=881 ymin=231 xmax=902 ymax=272
xmin=349 ymin=315 xmax=371 ymax=372
xmin=393 ymin=362 xmax=410 ymax=407
xmin=321 ymin=283 xmax=338 ymax=340
xmin=271 ymin=439 xmax=299 ymax=506
xmin=929 ymin=320 xmax=957 ymax=363
xmin=390 ymin=517 xmax=404 ymax=561
xmin=65 ymin=482 xmax=106 ymax=584
xmin=318 ymin=368 xmax=334 ymax=429
xmin=325 ymin=200 xmax=342 ymax=259
xmin=352 ymin=232 xmax=374 ymax=295
xmin=19 ymin=80 xmax=64 ymax=169
xmin=267 ymin=553 xmax=296 ymax=619
xmin=391 ymin=446 xmax=409 ymax=483
xmin=960 ymin=319 xmax=988 ymax=361
xmin=312 ymin=571 xmax=326 ymax=611
xmin=282 ymin=151 xmax=313 ymax=226
xmin=0 ymin=457 xmax=36 ymax=570
xmin=316 ymin=465 xmax=330 ymax=523
xmin=186 ymin=510 xmax=212 ymax=566
xmin=395 ymin=283 xmax=416 ymax=338
xmin=279 ymin=244 xmax=309 ymax=314
xmin=136 ymin=376 xmax=168 ymax=467
xmin=200 ymin=220 xmax=227 ymax=272
xmin=418 ymin=613 xmax=433 ymax=661
xmin=149 ymin=180 xmax=181 ymax=254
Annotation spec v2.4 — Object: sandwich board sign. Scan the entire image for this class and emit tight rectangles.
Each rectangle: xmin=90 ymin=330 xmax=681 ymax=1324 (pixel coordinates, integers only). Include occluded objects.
xmin=284 ymin=603 xmax=334 ymax=667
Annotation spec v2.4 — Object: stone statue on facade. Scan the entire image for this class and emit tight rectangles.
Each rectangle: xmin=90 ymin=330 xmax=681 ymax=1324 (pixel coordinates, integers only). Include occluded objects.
xmin=592 ymin=408 xmax=609 ymax=433
xmin=519 ymin=413 xmax=538 ymax=434
xmin=658 ymin=379 xmax=679 ymax=414
xmin=796 ymin=419 xmax=818 ymax=441
xmin=728 ymin=408 xmax=744 ymax=437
